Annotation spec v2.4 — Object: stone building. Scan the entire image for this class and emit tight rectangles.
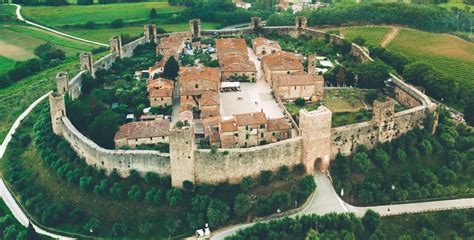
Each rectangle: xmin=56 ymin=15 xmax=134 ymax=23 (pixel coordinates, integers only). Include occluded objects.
xmin=252 ymin=37 xmax=281 ymax=57
xmin=273 ymin=72 xmax=324 ymax=100
xmin=148 ymin=78 xmax=174 ymax=107
xmin=261 ymin=51 xmax=304 ymax=86
xmin=156 ymin=32 xmax=191 ymax=61
xmin=219 ymin=112 xmax=291 ymax=148
xmin=216 ymin=38 xmax=257 ymax=82
xmin=114 ymin=119 xmax=171 ymax=148
xmin=200 ymin=90 xmax=220 ymax=118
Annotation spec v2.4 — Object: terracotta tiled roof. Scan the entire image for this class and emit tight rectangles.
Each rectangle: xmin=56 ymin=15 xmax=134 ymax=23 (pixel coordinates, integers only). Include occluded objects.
xmin=252 ymin=37 xmax=281 ymax=50
xmin=179 ymin=66 xmax=221 ymax=83
xmin=220 ymin=119 xmax=238 ymax=132
xmin=234 ymin=112 xmax=267 ymax=126
xmin=148 ymin=78 xmax=174 ymax=90
xmin=114 ymin=119 xmax=170 ymax=141
xmin=261 ymin=51 xmax=304 ymax=71
xmin=216 ymin=38 xmax=248 ymax=59
xmin=268 ymin=118 xmax=292 ymax=131
xmin=274 ymin=72 xmax=324 ymax=86
xmin=200 ymin=90 xmax=220 ymax=106
xmin=202 ymin=116 xmax=220 ymax=142
xmin=219 ymin=55 xmax=257 ymax=72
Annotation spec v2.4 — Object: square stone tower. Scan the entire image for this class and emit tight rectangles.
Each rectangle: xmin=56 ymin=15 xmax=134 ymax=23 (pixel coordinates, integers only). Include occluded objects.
xmin=308 ymin=54 xmax=317 ymax=75
xmin=250 ymin=16 xmax=262 ymax=30
xmin=373 ymin=98 xmax=395 ymax=143
xmin=80 ymin=52 xmax=94 ymax=76
xmin=56 ymin=72 xmax=69 ymax=95
xmin=295 ymin=16 xmax=308 ymax=29
xmin=189 ymin=19 xmax=201 ymax=38
xmin=170 ymin=123 xmax=196 ymax=188
xmin=49 ymin=92 xmax=66 ymax=136
xmin=299 ymin=106 xmax=332 ymax=174
xmin=109 ymin=36 xmax=123 ymax=59
xmin=144 ymin=24 xmax=157 ymax=43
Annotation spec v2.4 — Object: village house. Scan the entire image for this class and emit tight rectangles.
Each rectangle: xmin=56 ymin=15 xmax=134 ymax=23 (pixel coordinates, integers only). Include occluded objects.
xmin=219 ymin=112 xmax=292 ymax=148
xmin=216 ymin=38 xmax=257 ymax=82
xmin=273 ymin=72 xmax=324 ymax=100
xmin=156 ymin=32 xmax=191 ymax=62
xmin=148 ymin=78 xmax=174 ymax=107
xmin=252 ymin=37 xmax=282 ymax=57
xmin=202 ymin=116 xmax=221 ymax=146
xmin=261 ymin=51 xmax=304 ymax=86
xmin=179 ymin=66 xmax=221 ymax=117
xmin=114 ymin=118 xmax=170 ymax=148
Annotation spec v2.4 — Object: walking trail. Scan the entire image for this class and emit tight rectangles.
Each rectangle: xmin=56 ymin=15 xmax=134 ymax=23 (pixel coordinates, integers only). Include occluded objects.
xmin=381 ymin=26 xmax=400 ymax=47
xmin=8 ymin=3 xmax=108 ymax=47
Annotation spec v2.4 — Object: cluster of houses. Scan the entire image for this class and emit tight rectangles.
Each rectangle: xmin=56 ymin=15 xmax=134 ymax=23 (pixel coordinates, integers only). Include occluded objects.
xmin=234 ymin=0 xmax=328 ymax=13
xmin=114 ymin=34 xmax=326 ymax=150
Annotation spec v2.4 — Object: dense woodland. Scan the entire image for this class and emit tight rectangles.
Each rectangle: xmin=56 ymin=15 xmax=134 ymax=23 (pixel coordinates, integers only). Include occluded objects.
xmin=331 ymin=109 xmax=474 ymax=205
xmin=226 ymin=209 xmax=474 ymax=239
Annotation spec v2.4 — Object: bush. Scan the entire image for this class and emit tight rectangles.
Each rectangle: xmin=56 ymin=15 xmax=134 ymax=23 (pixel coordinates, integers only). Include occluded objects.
xmin=84 ymin=21 xmax=97 ymax=29
xmin=293 ymin=163 xmax=306 ymax=176
xmin=149 ymin=8 xmax=158 ymax=19
xmin=240 ymin=176 xmax=255 ymax=192
xmin=110 ymin=19 xmax=124 ymax=28
xmin=259 ymin=170 xmax=273 ymax=186
xmin=295 ymin=97 xmax=305 ymax=107
xmin=277 ymin=166 xmax=290 ymax=180
xmin=270 ymin=191 xmax=292 ymax=210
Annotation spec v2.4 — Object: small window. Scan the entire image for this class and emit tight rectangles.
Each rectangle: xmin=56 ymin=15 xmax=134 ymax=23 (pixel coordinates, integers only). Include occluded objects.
xmin=161 ymin=97 xmax=164 ymax=100
xmin=246 ymin=134 xmax=249 ymax=139
xmin=261 ymin=133 xmax=264 ymax=138
xmin=272 ymin=132 xmax=276 ymax=136
xmin=195 ymin=84 xmax=198 ymax=88
xmin=294 ymin=86 xmax=297 ymax=90
xmin=234 ymin=133 xmax=238 ymax=137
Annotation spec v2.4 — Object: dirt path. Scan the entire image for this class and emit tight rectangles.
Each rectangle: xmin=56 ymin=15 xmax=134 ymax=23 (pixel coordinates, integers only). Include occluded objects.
xmin=381 ymin=27 xmax=400 ymax=47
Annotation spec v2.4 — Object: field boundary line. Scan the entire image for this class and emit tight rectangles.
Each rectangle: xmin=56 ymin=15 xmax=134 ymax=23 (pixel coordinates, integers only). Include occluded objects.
xmin=8 ymin=3 xmax=108 ymax=47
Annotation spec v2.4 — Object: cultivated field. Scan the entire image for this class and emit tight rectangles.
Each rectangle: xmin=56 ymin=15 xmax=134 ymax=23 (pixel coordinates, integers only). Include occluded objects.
xmin=387 ymin=28 xmax=474 ymax=89
xmin=0 ymin=24 xmax=96 ymax=60
xmin=22 ymin=2 xmax=186 ymax=27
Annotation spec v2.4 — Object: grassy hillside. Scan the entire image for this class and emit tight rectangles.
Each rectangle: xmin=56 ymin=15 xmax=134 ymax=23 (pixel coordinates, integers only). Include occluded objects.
xmin=22 ymin=2 xmax=185 ymax=27
xmin=324 ymin=26 xmax=392 ymax=46
xmin=64 ymin=22 xmax=221 ymax=43
xmin=0 ymin=56 xmax=16 ymax=75
xmin=387 ymin=28 xmax=474 ymax=89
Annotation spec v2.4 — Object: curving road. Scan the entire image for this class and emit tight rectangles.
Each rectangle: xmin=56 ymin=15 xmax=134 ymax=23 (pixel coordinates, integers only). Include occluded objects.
xmin=8 ymin=3 xmax=108 ymax=47
xmin=0 ymin=92 xmax=74 ymax=239
xmin=211 ymin=174 xmax=474 ymax=239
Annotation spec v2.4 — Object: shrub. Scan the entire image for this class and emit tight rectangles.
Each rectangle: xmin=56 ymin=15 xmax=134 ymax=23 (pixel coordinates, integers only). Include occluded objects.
xmin=166 ymin=188 xmax=183 ymax=207
xmin=149 ymin=8 xmax=158 ymax=19
xmin=84 ymin=21 xmax=97 ymax=29
xmin=295 ymin=97 xmax=305 ymax=107
xmin=110 ymin=19 xmax=124 ymax=28
xmin=259 ymin=170 xmax=273 ymax=186
xmin=240 ymin=176 xmax=255 ymax=192
xmin=270 ymin=191 xmax=292 ymax=210
xmin=277 ymin=166 xmax=290 ymax=180
xmin=234 ymin=194 xmax=252 ymax=218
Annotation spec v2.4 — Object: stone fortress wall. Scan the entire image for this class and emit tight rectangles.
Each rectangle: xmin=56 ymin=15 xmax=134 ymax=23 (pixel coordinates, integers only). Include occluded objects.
xmin=49 ymin=18 xmax=437 ymax=187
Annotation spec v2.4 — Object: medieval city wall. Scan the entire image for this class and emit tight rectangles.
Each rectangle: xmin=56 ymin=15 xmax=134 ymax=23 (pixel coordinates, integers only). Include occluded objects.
xmin=68 ymin=70 xmax=86 ymax=100
xmin=59 ymin=117 xmax=171 ymax=177
xmin=122 ymin=36 xmax=147 ymax=58
xmin=393 ymin=106 xmax=426 ymax=138
xmin=193 ymin=137 xmax=303 ymax=184
xmin=394 ymin=86 xmax=422 ymax=108
xmin=331 ymin=121 xmax=379 ymax=157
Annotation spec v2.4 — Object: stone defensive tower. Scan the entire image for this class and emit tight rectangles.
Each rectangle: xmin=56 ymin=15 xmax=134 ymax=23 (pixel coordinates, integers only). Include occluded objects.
xmin=56 ymin=72 xmax=69 ymax=95
xmin=299 ymin=106 xmax=332 ymax=174
xmin=189 ymin=19 xmax=201 ymax=38
xmin=373 ymin=98 xmax=396 ymax=143
xmin=144 ymin=24 xmax=157 ymax=43
xmin=250 ymin=16 xmax=262 ymax=30
xmin=49 ymin=92 xmax=66 ymax=135
xmin=80 ymin=52 xmax=94 ymax=76
xmin=109 ymin=36 xmax=123 ymax=59
xmin=295 ymin=16 xmax=307 ymax=30
xmin=170 ymin=123 xmax=196 ymax=188
xmin=308 ymin=54 xmax=317 ymax=75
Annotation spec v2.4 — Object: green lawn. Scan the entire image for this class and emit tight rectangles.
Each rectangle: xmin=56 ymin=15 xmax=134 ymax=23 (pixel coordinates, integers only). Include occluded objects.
xmin=64 ymin=22 xmax=221 ymax=43
xmin=0 ymin=56 xmax=16 ymax=75
xmin=0 ymin=24 xmax=96 ymax=60
xmin=324 ymin=26 xmax=392 ymax=46
xmin=22 ymin=2 xmax=185 ymax=27
xmin=438 ymin=0 xmax=472 ymax=9
xmin=387 ymin=28 xmax=474 ymax=90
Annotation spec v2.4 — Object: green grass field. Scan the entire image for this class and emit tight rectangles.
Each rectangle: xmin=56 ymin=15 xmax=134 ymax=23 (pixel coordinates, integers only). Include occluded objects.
xmin=0 ymin=24 xmax=96 ymax=60
xmin=0 ymin=60 xmax=78 ymax=143
xmin=64 ymin=22 xmax=221 ymax=43
xmin=22 ymin=2 xmax=185 ymax=27
xmin=324 ymin=26 xmax=393 ymax=46
xmin=438 ymin=0 xmax=472 ymax=10
xmin=0 ymin=56 xmax=16 ymax=75
xmin=387 ymin=28 xmax=474 ymax=89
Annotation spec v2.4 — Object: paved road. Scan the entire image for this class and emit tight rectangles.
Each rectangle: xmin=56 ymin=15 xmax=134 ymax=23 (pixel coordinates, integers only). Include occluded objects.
xmin=8 ymin=3 xmax=107 ymax=47
xmin=0 ymin=92 xmax=74 ymax=239
xmin=211 ymin=173 xmax=474 ymax=239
